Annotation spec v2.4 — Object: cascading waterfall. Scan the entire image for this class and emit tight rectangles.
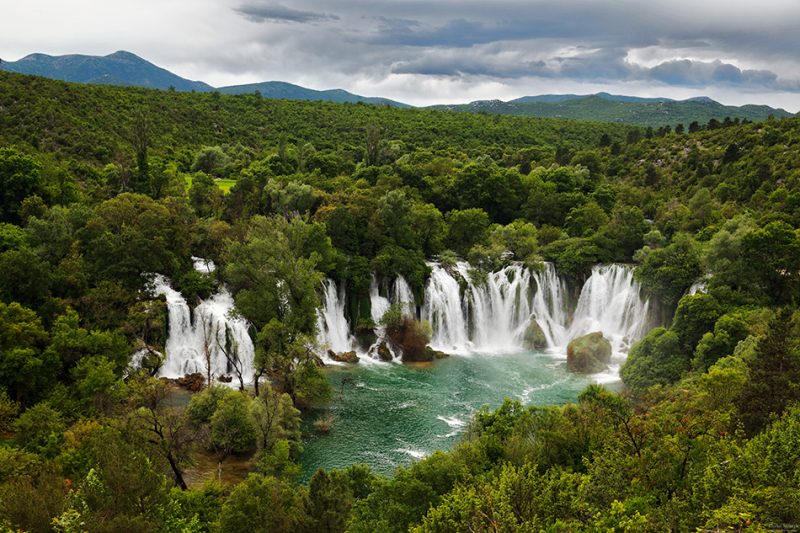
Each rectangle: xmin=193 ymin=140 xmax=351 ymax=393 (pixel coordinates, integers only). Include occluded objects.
xmin=422 ymin=262 xmax=650 ymax=356
xmin=316 ymin=279 xmax=357 ymax=354
xmin=152 ymin=275 xmax=255 ymax=384
xmin=563 ymin=265 xmax=650 ymax=353
xmin=393 ymin=275 xmax=416 ymax=316
xmin=154 ymin=262 xmax=652 ymax=377
xmin=529 ymin=263 xmax=569 ymax=349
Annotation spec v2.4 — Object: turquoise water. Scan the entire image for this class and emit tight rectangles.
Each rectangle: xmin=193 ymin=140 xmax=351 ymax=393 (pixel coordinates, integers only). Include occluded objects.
xmin=301 ymin=350 xmax=616 ymax=477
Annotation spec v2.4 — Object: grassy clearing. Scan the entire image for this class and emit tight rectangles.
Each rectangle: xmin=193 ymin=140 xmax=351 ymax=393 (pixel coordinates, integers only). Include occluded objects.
xmin=183 ymin=176 xmax=236 ymax=194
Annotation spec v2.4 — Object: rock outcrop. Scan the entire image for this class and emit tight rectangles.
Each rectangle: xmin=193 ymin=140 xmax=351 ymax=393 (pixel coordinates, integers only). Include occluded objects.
xmin=328 ymin=349 xmax=360 ymax=364
xmin=567 ymin=332 xmax=612 ymax=373
xmin=523 ymin=320 xmax=548 ymax=350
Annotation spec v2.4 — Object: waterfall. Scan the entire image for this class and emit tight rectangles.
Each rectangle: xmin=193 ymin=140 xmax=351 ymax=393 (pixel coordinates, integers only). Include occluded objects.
xmin=370 ymin=275 xmax=391 ymax=323
xmin=421 ymin=263 xmax=650 ymax=356
xmin=564 ymin=265 xmax=650 ymax=353
xmin=529 ymin=263 xmax=569 ymax=348
xmin=422 ymin=264 xmax=470 ymax=352
xmin=316 ymin=279 xmax=357 ymax=354
xmin=393 ymin=275 xmax=416 ymax=317
xmin=152 ymin=275 xmax=255 ymax=384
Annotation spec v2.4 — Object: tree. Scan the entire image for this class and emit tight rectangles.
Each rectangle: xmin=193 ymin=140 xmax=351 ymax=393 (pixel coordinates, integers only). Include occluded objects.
xmin=224 ymin=215 xmax=322 ymax=334
xmin=0 ymin=148 xmax=43 ymax=223
xmin=217 ymin=474 xmax=308 ymax=532
xmin=364 ymin=124 xmax=382 ymax=166
xmin=82 ymin=193 xmax=194 ymax=289
xmin=0 ymin=302 xmax=53 ymax=405
xmin=736 ymin=309 xmax=800 ymax=435
xmin=187 ymin=387 xmax=257 ymax=480
xmin=192 ymin=146 xmax=230 ymax=177
xmin=128 ymin=375 xmax=197 ymax=490
xmin=131 ymin=110 xmax=150 ymax=193
xmin=620 ymin=327 xmax=687 ymax=390
xmin=445 ymin=208 xmax=490 ymax=256
xmin=635 ymin=233 xmax=702 ymax=309
xmin=13 ymin=402 xmax=65 ymax=458
xmin=249 ymin=386 xmax=301 ymax=456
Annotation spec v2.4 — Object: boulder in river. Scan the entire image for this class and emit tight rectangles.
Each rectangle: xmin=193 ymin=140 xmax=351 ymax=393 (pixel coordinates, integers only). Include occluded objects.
xmin=567 ymin=332 xmax=612 ymax=373
xmin=328 ymin=349 xmax=360 ymax=364
xmin=523 ymin=319 xmax=548 ymax=350
xmin=376 ymin=342 xmax=394 ymax=362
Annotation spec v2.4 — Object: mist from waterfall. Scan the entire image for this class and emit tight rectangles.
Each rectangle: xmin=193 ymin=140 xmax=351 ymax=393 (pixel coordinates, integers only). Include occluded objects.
xmin=152 ymin=275 xmax=255 ymax=384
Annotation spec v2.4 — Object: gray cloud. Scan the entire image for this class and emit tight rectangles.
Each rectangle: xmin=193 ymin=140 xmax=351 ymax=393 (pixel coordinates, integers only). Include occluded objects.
xmin=235 ymin=2 xmax=338 ymax=23
xmin=1 ymin=0 xmax=799 ymax=110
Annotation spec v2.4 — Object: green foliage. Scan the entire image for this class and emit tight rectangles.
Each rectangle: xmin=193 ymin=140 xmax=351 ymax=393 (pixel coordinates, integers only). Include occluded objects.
xmin=224 ymin=215 xmax=322 ymax=332
xmin=445 ymin=208 xmax=490 ymax=256
xmin=217 ymin=474 xmax=308 ymax=533
xmin=621 ymin=327 xmax=687 ymax=389
xmin=635 ymin=233 xmax=702 ymax=308
xmin=0 ymin=147 xmax=43 ymax=223
xmin=13 ymin=403 xmax=65 ymax=457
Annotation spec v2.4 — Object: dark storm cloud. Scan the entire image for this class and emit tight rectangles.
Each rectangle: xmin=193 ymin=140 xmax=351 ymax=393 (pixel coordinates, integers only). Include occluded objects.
xmin=234 ymin=2 xmax=338 ymax=24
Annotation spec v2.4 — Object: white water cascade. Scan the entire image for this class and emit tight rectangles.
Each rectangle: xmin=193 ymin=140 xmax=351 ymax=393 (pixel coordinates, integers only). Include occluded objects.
xmin=563 ymin=265 xmax=650 ymax=353
xmin=422 ymin=263 xmax=651 ymax=356
xmin=317 ymin=279 xmax=358 ymax=355
xmin=152 ymin=275 xmax=255 ymax=384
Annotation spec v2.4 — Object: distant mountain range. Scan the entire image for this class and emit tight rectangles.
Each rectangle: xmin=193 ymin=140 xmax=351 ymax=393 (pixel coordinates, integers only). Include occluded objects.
xmin=0 ymin=51 xmax=407 ymax=107
xmin=0 ymin=51 xmax=793 ymax=125
xmin=428 ymin=93 xmax=794 ymax=127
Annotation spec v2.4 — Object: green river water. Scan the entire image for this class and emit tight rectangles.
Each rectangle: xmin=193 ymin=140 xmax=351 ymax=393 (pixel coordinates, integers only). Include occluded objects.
xmin=301 ymin=350 xmax=620 ymax=478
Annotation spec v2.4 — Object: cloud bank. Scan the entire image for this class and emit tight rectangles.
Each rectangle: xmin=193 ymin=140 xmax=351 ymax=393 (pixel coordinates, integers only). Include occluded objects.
xmin=1 ymin=0 xmax=798 ymax=110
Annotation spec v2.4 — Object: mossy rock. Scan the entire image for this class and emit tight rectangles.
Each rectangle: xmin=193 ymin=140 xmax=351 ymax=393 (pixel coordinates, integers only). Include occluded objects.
xmin=328 ymin=350 xmax=359 ymax=364
xmin=567 ymin=332 xmax=612 ymax=374
xmin=523 ymin=320 xmax=548 ymax=350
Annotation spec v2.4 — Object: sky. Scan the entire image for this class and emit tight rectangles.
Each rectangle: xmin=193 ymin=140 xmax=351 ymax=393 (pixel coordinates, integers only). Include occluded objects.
xmin=2 ymin=0 xmax=800 ymax=111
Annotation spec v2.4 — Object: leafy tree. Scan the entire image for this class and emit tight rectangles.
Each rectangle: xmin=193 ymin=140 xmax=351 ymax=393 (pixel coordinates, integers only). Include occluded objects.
xmin=0 ymin=148 xmax=43 ymax=223
xmin=621 ymin=327 xmax=687 ymax=390
xmin=635 ymin=233 xmax=702 ymax=308
xmin=445 ymin=208 xmax=490 ymax=256
xmin=13 ymin=402 xmax=65 ymax=457
xmin=671 ymin=293 xmax=722 ymax=354
xmin=82 ymin=193 xmax=194 ymax=289
xmin=736 ymin=309 xmax=800 ymax=435
xmin=224 ymin=215 xmax=322 ymax=333
xmin=192 ymin=146 xmax=230 ymax=177
xmin=0 ymin=302 xmax=53 ymax=404
xmin=217 ymin=474 xmax=308 ymax=532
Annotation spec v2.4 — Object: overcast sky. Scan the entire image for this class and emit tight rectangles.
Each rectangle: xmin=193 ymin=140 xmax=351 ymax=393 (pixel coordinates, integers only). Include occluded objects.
xmin=2 ymin=0 xmax=800 ymax=111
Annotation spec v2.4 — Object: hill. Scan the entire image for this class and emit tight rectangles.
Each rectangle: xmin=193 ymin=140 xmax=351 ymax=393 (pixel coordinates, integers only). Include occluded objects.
xmin=0 ymin=50 xmax=213 ymax=92
xmin=0 ymin=50 xmax=410 ymax=107
xmin=217 ymin=81 xmax=409 ymax=107
xmin=430 ymin=93 xmax=794 ymax=127
xmin=0 ymin=69 xmax=632 ymax=165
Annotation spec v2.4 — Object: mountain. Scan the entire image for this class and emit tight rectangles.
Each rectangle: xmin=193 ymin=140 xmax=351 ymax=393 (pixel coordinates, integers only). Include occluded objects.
xmin=2 ymin=51 xmax=793 ymax=123
xmin=0 ymin=51 xmax=213 ymax=92
xmin=217 ymin=81 xmax=409 ymax=107
xmin=0 ymin=51 xmax=409 ymax=107
xmin=430 ymin=93 xmax=795 ymax=127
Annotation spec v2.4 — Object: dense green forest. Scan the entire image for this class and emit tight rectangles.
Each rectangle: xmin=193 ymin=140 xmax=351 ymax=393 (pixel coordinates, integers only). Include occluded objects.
xmin=1 ymin=69 xmax=800 ymax=531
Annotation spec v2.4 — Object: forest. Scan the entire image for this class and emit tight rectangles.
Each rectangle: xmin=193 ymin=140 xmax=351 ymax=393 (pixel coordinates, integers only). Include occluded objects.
xmin=1 ymin=69 xmax=800 ymax=531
